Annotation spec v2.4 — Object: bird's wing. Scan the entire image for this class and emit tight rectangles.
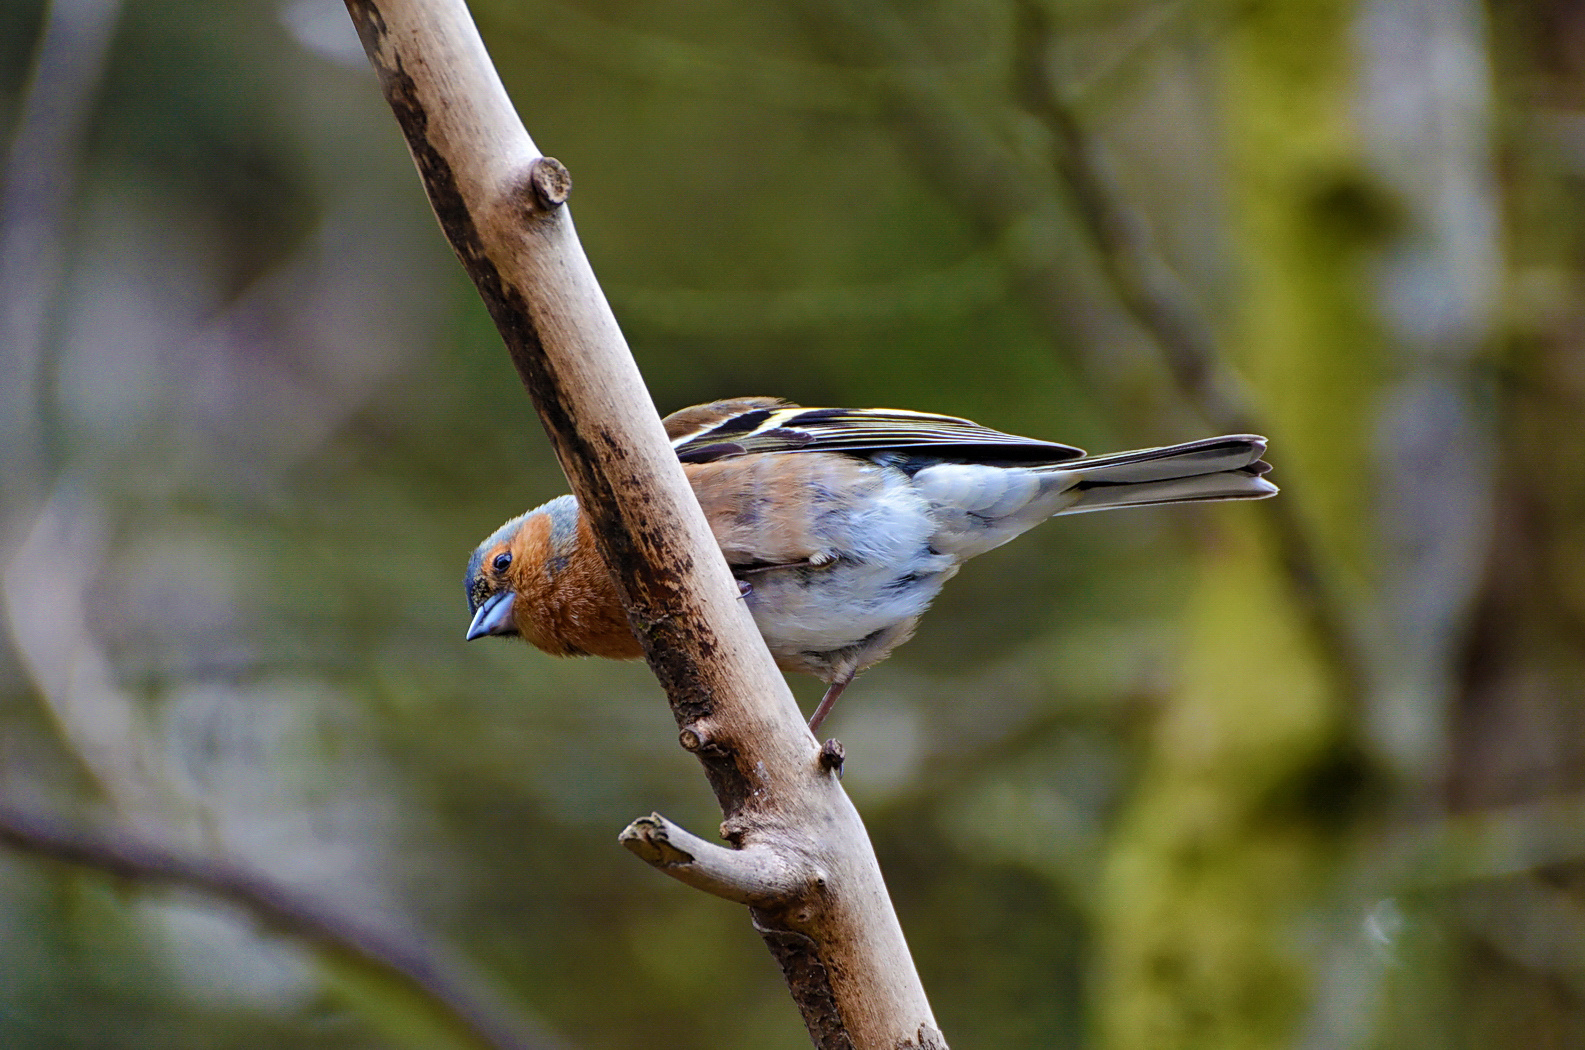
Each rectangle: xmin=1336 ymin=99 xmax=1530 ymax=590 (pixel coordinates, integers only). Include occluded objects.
xmin=665 ymin=400 xmax=1086 ymax=464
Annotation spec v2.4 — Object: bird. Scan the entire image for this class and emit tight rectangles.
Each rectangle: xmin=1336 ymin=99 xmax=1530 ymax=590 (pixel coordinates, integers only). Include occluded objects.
xmin=465 ymin=397 xmax=1277 ymax=731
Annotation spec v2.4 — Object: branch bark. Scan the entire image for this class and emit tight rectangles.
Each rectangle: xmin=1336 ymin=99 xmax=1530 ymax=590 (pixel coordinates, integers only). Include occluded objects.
xmin=341 ymin=1 xmax=942 ymax=1045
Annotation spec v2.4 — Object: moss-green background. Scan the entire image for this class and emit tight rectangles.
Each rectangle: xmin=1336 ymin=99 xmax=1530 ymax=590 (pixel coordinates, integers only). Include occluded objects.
xmin=3 ymin=0 xmax=1583 ymax=1047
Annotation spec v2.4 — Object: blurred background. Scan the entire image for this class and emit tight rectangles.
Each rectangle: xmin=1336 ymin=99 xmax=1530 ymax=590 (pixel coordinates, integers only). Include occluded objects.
xmin=2 ymin=0 xmax=1583 ymax=1046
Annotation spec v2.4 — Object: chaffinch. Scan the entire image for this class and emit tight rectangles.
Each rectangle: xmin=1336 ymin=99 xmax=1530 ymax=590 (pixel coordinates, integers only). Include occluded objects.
xmin=466 ymin=398 xmax=1276 ymax=730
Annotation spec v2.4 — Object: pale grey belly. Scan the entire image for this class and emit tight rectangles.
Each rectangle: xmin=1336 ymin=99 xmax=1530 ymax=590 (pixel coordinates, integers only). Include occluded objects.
xmin=738 ymin=472 xmax=960 ymax=678
xmin=738 ymin=491 xmax=957 ymax=682
xmin=744 ymin=558 xmax=956 ymax=658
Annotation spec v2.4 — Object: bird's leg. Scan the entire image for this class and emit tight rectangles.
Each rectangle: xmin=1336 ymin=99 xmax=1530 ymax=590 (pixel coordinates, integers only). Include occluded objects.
xmin=807 ymin=674 xmax=853 ymax=733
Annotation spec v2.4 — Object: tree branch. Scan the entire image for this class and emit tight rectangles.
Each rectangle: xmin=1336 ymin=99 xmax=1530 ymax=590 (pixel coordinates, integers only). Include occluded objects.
xmin=0 ymin=804 xmax=557 ymax=1050
xmin=343 ymin=1 xmax=943 ymax=1045
xmin=620 ymin=813 xmax=809 ymax=906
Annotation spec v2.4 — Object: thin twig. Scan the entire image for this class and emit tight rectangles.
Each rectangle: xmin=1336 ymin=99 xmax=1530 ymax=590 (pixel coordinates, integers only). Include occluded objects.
xmin=0 ymin=804 xmax=560 ymax=1050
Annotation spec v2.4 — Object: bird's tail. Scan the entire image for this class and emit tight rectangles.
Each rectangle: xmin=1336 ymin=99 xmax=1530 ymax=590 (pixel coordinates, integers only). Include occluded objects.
xmin=1045 ymin=435 xmax=1277 ymax=515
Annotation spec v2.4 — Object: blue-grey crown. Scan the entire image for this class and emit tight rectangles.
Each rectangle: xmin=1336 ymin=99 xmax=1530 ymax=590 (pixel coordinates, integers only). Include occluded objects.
xmin=464 ymin=496 xmax=580 ymax=612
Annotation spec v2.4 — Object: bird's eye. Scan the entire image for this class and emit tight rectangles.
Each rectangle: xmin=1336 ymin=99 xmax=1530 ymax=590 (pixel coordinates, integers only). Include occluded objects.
xmin=492 ymin=552 xmax=512 ymax=573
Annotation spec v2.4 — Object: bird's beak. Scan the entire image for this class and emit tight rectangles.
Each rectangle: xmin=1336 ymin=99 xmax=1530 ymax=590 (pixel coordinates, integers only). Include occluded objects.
xmin=466 ymin=591 xmax=517 ymax=640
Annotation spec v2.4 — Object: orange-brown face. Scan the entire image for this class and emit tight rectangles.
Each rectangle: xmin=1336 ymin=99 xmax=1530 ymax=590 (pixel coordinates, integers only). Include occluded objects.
xmin=464 ymin=497 xmax=642 ymax=661
xmin=465 ymin=512 xmax=528 ymax=641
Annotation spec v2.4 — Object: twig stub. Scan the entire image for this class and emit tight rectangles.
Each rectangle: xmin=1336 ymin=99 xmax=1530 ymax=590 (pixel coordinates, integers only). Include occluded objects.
xmin=619 ymin=812 xmax=810 ymax=906
xmin=818 ymin=738 xmax=845 ymax=777
xmin=620 ymin=815 xmax=695 ymax=866
xmin=528 ymin=156 xmax=571 ymax=209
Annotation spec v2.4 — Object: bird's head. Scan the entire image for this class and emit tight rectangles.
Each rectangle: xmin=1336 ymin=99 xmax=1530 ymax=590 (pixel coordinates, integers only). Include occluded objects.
xmin=463 ymin=495 xmax=639 ymax=659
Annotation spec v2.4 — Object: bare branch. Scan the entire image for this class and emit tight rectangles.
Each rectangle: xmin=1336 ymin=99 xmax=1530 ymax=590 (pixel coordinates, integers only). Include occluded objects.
xmin=0 ymin=804 xmax=559 ymax=1050
xmin=620 ymin=813 xmax=809 ymax=906
xmin=343 ymin=1 xmax=944 ymax=1045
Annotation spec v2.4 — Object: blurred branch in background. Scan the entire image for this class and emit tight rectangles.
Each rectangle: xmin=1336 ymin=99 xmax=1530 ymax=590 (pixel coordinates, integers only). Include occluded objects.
xmin=789 ymin=0 xmax=1114 ymax=379
xmin=1010 ymin=0 xmax=1371 ymax=715
xmin=0 ymin=0 xmax=121 ymax=511
xmin=1012 ymin=0 xmax=1244 ymax=427
xmin=0 ymin=803 xmax=561 ymax=1050
xmin=0 ymin=4 xmax=563 ymax=1046
xmin=482 ymin=0 xmax=881 ymax=115
xmin=794 ymin=0 xmax=1369 ymax=721
xmin=1303 ymin=786 xmax=1585 ymax=1048
xmin=1391 ymin=790 xmax=1585 ymax=888
xmin=3 ymin=490 xmax=177 ymax=822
